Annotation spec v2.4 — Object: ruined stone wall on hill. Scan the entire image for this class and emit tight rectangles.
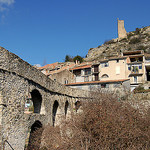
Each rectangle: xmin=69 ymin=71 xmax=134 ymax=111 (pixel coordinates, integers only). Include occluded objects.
xmin=85 ymin=26 xmax=150 ymax=61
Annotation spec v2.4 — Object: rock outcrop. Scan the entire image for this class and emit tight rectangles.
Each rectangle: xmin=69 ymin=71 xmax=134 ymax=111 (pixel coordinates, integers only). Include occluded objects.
xmin=85 ymin=26 xmax=150 ymax=61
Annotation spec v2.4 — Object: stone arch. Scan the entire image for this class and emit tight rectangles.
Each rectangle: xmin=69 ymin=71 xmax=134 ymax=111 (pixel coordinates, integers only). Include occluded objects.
xmin=26 ymin=120 xmax=43 ymax=150
xmin=64 ymin=100 xmax=69 ymax=117
xmin=101 ymin=74 xmax=109 ymax=78
xmin=75 ymin=101 xmax=81 ymax=112
xmin=52 ymin=100 xmax=59 ymax=126
xmin=31 ymin=89 xmax=42 ymax=113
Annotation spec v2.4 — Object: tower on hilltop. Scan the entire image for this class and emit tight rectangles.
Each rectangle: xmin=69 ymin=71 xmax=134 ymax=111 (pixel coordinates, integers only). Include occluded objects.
xmin=117 ymin=19 xmax=127 ymax=40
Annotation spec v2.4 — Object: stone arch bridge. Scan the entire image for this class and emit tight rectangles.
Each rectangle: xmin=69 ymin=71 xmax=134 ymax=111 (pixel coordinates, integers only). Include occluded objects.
xmin=0 ymin=47 xmax=89 ymax=150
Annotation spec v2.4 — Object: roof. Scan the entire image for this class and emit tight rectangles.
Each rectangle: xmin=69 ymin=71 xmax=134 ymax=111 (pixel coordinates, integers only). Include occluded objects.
xmin=47 ymin=63 xmax=76 ymax=75
xmin=106 ymin=56 xmax=127 ymax=61
xmin=65 ymin=79 xmax=129 ymax=86
xmin=128 ymin=54 xmax=144 ymax=58
xmin=38 ymin=62 xmax=59 ymax=70
xmin=123 ymin=50 xmax=143 ymax=55
xmin=99 ymin=56 xmax=127 ymax=63
xmin=70 ymin=64 xmax=92 ymax=71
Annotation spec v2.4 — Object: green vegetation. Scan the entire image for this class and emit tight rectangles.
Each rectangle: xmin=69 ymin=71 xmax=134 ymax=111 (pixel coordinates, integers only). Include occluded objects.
xmin=29 ymin=105 xmax=34 ymax=112
xmin=134 ymin=86 xmax=150 ymax=93
xmin=73 ymin=55 xmax=83 ymax=63
xmin=89 ymin=48 xmax=93 ymax=50
xmin=120 ymin=38 xmax=128 ymax=42
xmin=104 ymin=39 xmax=116 ymax=45
xmin=65 ymin=55 xmax=73 ymax=62
xmin=135 ymin=28 xmax=141 ymax=34
xmin=64 ymin=55 xmax=83 ymax=63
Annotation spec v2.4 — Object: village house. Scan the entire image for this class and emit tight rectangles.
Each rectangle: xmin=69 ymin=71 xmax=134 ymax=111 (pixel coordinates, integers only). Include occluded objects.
xmin=66 ymin=50 xmax=150 ymax=91
xmin=37 ymin=62 xmax=76 ymax=84
xmin=38 ymin=50 xmax=150 ymax=92
xmin=69 ymin=62 xmax=93 ymax=83
xmin=65 ymin=79 xmax=130 ymax=94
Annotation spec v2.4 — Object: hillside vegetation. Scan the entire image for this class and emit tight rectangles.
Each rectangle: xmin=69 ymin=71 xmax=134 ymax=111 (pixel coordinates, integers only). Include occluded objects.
xmin=31 ymin=92 xmax=150 ymax=150
xmin=85 ymin=26 xmax=150 ymax=61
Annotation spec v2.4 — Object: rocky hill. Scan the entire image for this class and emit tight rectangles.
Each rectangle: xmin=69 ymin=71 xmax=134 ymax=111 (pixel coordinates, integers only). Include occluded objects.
xmin=85 ymin=26 xmax=150 ymax=61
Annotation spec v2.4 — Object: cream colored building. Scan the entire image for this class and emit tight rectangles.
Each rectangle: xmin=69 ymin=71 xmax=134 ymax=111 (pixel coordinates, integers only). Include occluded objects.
xmin=91 ymin=50 xmax=147 ymax=91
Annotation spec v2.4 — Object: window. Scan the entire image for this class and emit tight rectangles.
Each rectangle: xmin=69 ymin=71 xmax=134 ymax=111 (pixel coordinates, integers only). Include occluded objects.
xmin=128 ymin=65 xmax=131 ymax=70
xmin=134 ymin=76 xmax=138 ymax=83
xmin=85 ymin=68 xmax=91 ymax=75
xmin=101 ymin=83 xmax=109 ymax=88
xmin=84 ymin=76 xmax=89 ymax=82
xmin=54 ymin=79 xmax=56 ymax=81
xmin=64 ymin=79 xmax=68 ymax=84
xmin=139 ymin=65 xmax=142 ymax=69
xmin=131 ymin=66 xmax=139 ymax=73
xmin=116 ymin=66 xmax=120 ymax=75
xmin=95 ymin=74 xmax=99 ymax=81
xmin=74 ymin=70 xmax=81 ymax=76
xmin=94 ymin=65 xmax=99 ymax=72
xmin=101 ymin=74 xmax=109 ymax=78
xmin=101 ymin=62 xmax=109 ymax=68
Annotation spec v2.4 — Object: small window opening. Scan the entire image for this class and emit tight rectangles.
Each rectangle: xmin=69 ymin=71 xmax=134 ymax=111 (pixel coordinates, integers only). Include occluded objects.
xmin=75 ymin=101 xmax=81 ymax=112
xmin=52 ymin=100 xmax=59 ymax=126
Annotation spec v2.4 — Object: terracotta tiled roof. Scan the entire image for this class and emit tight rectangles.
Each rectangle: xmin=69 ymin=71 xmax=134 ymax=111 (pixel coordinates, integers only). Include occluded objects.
xmin=47 ymin=63 xmax=76 ymax=75
xmin=70 ymin=65 xmax=92 ymax=70
xmin=65 ymin=79 xmax=129 ymax=85
xmin=38 ymin=62 xmax=59 ymax=70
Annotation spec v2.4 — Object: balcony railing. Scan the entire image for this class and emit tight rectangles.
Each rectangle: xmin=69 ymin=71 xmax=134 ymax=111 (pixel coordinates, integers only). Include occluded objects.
xmin=94 ymin=68 xmax=99 ymax=72
xmin=131 ymin=70 xmax=139 ymax=74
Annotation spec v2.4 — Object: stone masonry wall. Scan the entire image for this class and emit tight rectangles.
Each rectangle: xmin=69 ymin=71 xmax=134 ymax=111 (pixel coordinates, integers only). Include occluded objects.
xmin=0 ymin=47 xmax=89 ymax=150
xmin=118 ymin=19 xmax=127 ymax=40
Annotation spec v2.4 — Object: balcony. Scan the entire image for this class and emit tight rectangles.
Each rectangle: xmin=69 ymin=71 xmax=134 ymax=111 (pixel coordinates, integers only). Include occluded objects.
xmin=131 ymin=70 xmax=139 ymax=74
xmin=129 ymin=68 xmax=143 ymax=77
xmin=92 ymin=65 xmax=99 ymax=74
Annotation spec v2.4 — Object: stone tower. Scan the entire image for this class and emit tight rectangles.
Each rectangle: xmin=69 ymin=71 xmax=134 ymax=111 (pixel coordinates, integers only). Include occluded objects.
xmin=117 ymin=19 xmax=127 ymax=40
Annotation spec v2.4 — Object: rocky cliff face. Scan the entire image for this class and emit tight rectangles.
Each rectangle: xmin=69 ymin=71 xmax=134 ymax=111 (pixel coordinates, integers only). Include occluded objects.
xmin=85 ymin=26 xmax=150 ymax=61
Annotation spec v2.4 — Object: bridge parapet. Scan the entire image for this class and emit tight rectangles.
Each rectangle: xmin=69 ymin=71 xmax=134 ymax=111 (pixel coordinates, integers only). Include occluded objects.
xmin=0 ymin=47 xmax=89 ymax=98
xmin=0 ymin=47 xmax=91 ymax=150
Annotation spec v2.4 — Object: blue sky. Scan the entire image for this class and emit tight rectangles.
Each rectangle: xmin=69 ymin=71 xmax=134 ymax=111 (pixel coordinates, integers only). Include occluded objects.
xmin=0 ymin=0 xmax=150 ymax=66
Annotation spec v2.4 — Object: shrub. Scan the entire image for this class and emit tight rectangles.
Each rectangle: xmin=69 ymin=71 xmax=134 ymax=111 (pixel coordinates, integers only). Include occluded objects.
xmin=104 ymin=39 xmax=116 ymax=45
xmin=134 ymin=86 xmax=150 ymax=93
xmin=135 ymin=28 xmax=141 ymax=34
xmin=65 ymin=55 xmax=73 ymax=62
xmin=73 ymin=55 xmax=83 ymax=63
xmin=89 ymin=48 xmax=93 ymax=50
xmin=120 ymin=38 xmax=128 ymax=42
xmin=32 ymin=92 xmax=150 ymax=150
xmin=29 ymin=105 xmax=34 ymax=112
